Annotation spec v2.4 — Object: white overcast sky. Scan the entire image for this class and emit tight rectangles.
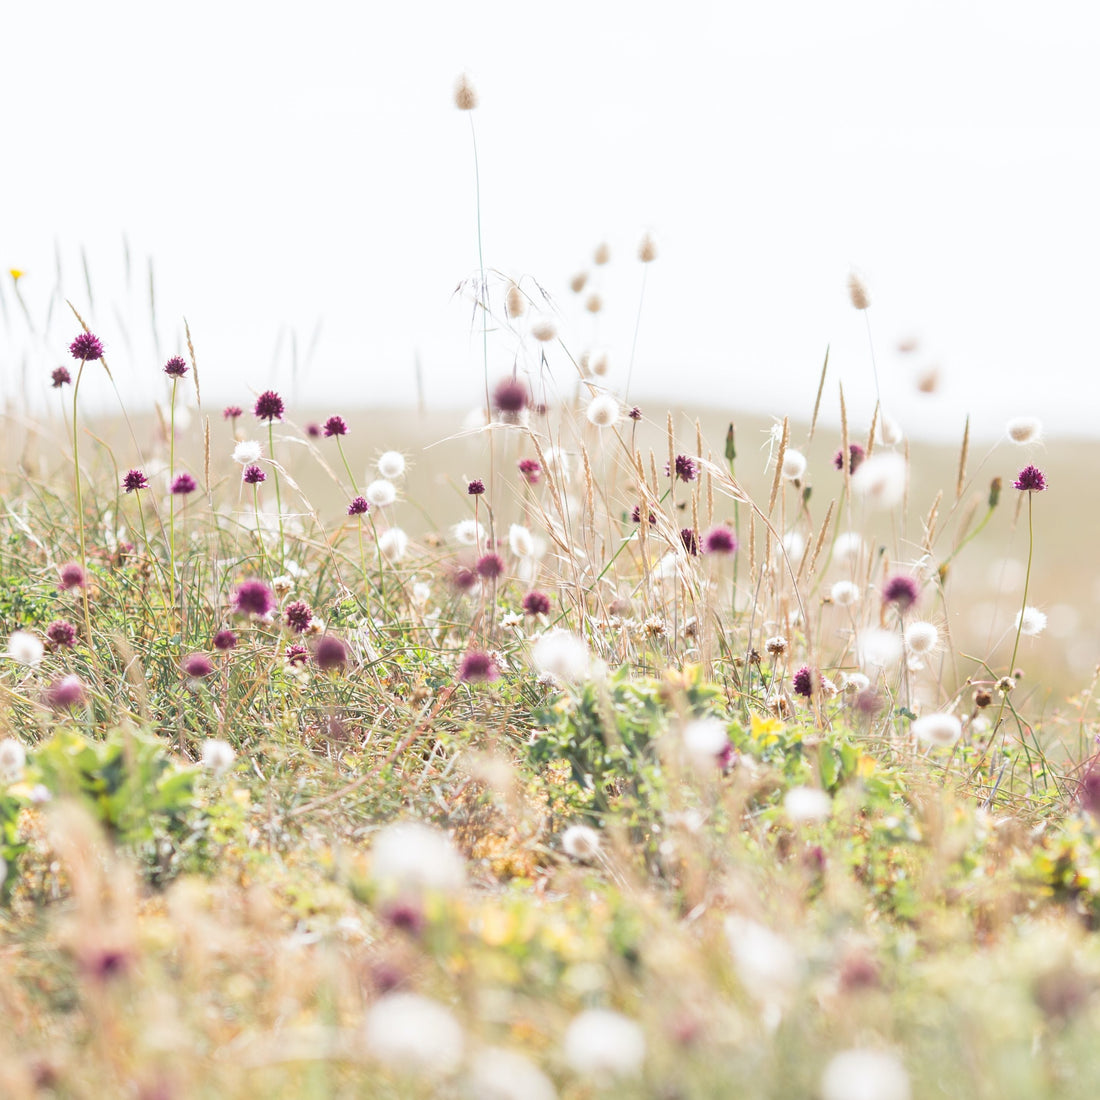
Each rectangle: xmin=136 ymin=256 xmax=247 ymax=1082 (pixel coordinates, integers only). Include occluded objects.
xmin=3 ymin=0 xmax=1098 ymax=440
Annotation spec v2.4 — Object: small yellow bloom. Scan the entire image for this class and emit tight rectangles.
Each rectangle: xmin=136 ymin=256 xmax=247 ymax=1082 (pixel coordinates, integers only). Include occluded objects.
xmin=9 ymin=269 xmax=24 ymax=281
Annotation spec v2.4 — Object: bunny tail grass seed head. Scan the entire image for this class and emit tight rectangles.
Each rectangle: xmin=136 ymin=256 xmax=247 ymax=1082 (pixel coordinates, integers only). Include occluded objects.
xmin=848 ymin=273 xmax=870 ymax=310
xmin=1015 ymin=606 xmax=1048 ymax=636
xmin=378 ymin=527 xmax=409 ymax=561
xmin=564 ymin=1009 xmax=645 ymax=1079
xmin=365 ymin=992 xmax=465 ymax=1076
xmin=1006 ymin=416 xmax=1042 ymax=445
xmin=365 ymin=479 xmax=397 ymax=507
xmin=505 ymin=282 xmax=525 ymax=318
xmin=377 ymin=451 xmax=406 ymax=479
xmin=453 ymin=73 xmax=478 ymax=110
xmin=912 ymin=712 xmax=962 ymax=747
xmin=851 ymin=451 xmax=907 ymax=509
xmin=530 ymin=318 xmax=556 ymax=343
xmin=781 ymin=449 xmax=807 ymax=481
xmin=904 ymin=621 xmax=939 ymax=654
xmin=638 ymin=233 xmax=657 ymax=262
xmin=585 ymin=393 xmax=620 ymax=427
xmin=561 ymin=826 xmax=603 ymax=863
xmin=821 ymin=1049 xmax=911 ymax=1100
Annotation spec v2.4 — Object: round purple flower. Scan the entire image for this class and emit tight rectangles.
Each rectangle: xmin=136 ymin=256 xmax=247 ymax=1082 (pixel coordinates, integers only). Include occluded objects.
xmin=223 ymin=405 xmax=243 ymax=420
xmin=628 ymin=406 xmax=642 ymax=421
xmin=52 ymin=366 xmax=72 ymax=388
xmin=467 ymin=479 xmax=486 ymax=496
xmin=284 ymin=600 xmax=313 ymax=633
xmin=285 ymin=643 xmax=310 ymax=666
xmin=1079 ymin=766 xmax=1100 ymax=817
xmin=518 ymin=459 xmax=541 ymax=484
xmin=667 ymin=455 xmax=698 ymax=483
xmin=122 ymin=469 xmax=149 ymax=493
xmin=242 ymin=464 xmax=266 ymax=485
xmin=882 ymin=575 xmax=920 ymax=611
xmin=834 ymin=443 xmax=866 ymax=474
xmin=69 ymin=332 xmax=104 ymax=362
xmin=182 ymin=652 xmax=215 ymax=679
xmin=163 ymin=355 xmax=189 ymax=378
xmin=213 ymin=629 xmax=237 ymax=651
xmin=452 ymin=567 xmax=479 ymax=593
xmin=1014 ymin=464 xmax=1047 ymax=492
xmin=46 ymin=674 xmax=86 ymax=710
xmin=46 ymin=620 xmax=77 ymax=648
xmin=58 ymin=561 xmax=86 ymax=591
xmin=254 ymin=390 xmax=285 ymax=422
xmin=492 ymin=377 xmax=529 ymax=415
xmin=322 ymin=415 xmax=348 ymax=438
xmin=680 ymin=528 xmax=699 ymax=556
xmin=522 ymin=591 xmax=551 ymax=615
xmin=476 ymin=553 xmax=505 ymax=580
xmin=631 ymin=505 xmax=657 ymax=525
xmin=703 ymin=526 xmax=738 ymax=555
xmin=458 ymin=650 xmax=499 ymax=683
xmin=233 ymin=580 xmax=275 ymax=618
xmin=313 ymin=634 xmax=348 ymax=672
xmin=171 ymin=473 xmax=197 ymax=495
xmin=793 ymin=666 xmax=816 ymax=698
xmin=347 ymin=496 xmax=370 ymax=516
xmin=305 ymin=423 xmax=321 ymax=438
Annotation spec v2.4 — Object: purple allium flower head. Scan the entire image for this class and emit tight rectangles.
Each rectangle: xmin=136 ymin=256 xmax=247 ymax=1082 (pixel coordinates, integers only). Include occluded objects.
xmin=382 ymin=899 xmax=426 ymax=936
xmin=452 ymin=567 xmax=479 ymax=593
xmin=476 ymin=552 xmax=505 ymax=579
xmin=182 ymin=652 xmax=215 ymax=679
xmin=631 ymin=505 xmax=657 ymax=525
xmin=254 ymin=390 xmax=285 ymax=422
xmin=284 ymin=600 xmax=313 ymax=633
xmin=233 ymin=579 xmax=275 ymax=618
xmin=171 ymin=473 xmax=197 ymax=495
xmin=242 ymin=464 xmax=266 ymax=485
xmin=667 ymin=454 xmax=699 ymax=483
xmin=347 ymin=495 xmax=370 ymax=516
xmin=703 ymin=526 xmax=738 ymax=555
xmin=163 ymin=355 xmax=189 ymax=378
xmin=854 ymin=688 xmax=885 ymax=719
xmin=322 ymin=415 xmax=348 ymax=438
xmin=313 ymin=634 xmax=348 ymax=672
xmin=285 ymin=643 xmax=310 ymax=666
xmin=522 ymin=590 xmax=551 ymax=615
xmin=52 ymin=366 xmax=72 ymax=388
xmin=305 ymin=422 xmax=321 ymax=438
xmin=793 ymin=665 xmax=816 ymax=698
xmin=467 ymin=479 xmax=486 ymax=496
xmin=122 ymin=468 xmax=149 ymax=493
xmin=458 ymin=650 xmax=499 ymax=683
xmin=46 ymin=620 xmax=77 ymax=648
xmin=58 ymin=561 xmax=86 ymax=591
xmin=834 ymin=443 xmax=866 ymax=474
xmin=680 ymin=528 xmax=699 ymax=556
xmin=46 ymin=674 xmax=86 ymax=710
xmin=492 ymin=377 xmax=528 ymax=415
xmin=1079 ymin=764 xmax=1100 ymax=817
xmin=518 ymin=458 xmax=541 ymax=484
xmin=223 ymin=405 xmax=243 ymax=419
xmin=882 ymin=574 xmax=920 ymax=611
xmin=213 ymin=629 xmax=237 ymax=651
xmin=628 ymin=406 xmax=642 ymax=421
xmin=1014 ymin=464 xmax=1047 ymax=492
xmin=69 ymin=332 xmax=104 ymax=362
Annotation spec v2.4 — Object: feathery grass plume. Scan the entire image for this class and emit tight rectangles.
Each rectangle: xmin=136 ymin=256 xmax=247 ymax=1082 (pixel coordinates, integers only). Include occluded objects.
xmin=505 ymin=282 xmax=525 ymax=318
xmin=808 ymin=345 xmax=829 ymax=442
xmin=956 ymin=415 xmax=970 ymax=502
xmin=767 ymin=417 xmax=789 ymax=516
xmin=804 ymin=499 xmax=835 ymax=580
xmin=848 ymin=272 xmax=870 ymax=310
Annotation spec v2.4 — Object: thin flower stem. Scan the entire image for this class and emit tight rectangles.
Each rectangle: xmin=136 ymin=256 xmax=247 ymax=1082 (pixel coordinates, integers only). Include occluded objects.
xmin=336 ymin=437 xmax=360 ymax=495
xmin=624 ymin=264 xmax=649 ymax=404
xmin=71 ymin=363 xmax=93 ymax=642
xmin=169 ymin=377 xmax=178 ymax=615
xmin=268 ymin=421 xmax=285 ymax=569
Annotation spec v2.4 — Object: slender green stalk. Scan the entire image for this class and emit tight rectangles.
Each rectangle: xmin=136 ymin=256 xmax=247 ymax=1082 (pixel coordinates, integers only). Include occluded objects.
xmin=335 ymin=437 xmax=360 ymax=495
xmin=168 ymin=377 xmax=178 ymax=614
xmin=268 ymin=421 xmax=285 ymax=569
xmin=71 ymin=362 xmax=93 ymax=642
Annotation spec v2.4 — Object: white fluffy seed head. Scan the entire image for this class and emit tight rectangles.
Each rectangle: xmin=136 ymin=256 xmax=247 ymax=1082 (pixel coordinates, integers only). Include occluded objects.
xmin=467 ymin=1047 xmax=557 ymax=1100
xmin=562 ymin=824 xmax=601 ymax=862
xmin=0 ymin=739 xmax=27 ymax=783
xmin=364 ymin=992 xmax=464 ymax=1076
xmin=777 ymin=531 xmax=805 ymax=565
xmin=1006 ymin=416 xmax=1042 ymax=445
xmin=725 ymin=915 xmax=800 ymax=1002
xmin=452 ymin=519 xmax=485 ymax=546
xmin=200 ymin=739 xmax=236 ymax=775
xmin=857 ymin=628 xmax=903 ymax=669
xmin=563 ymin=1009 xmax=645 ymax=1078
xmin=508 ymin=524 xmax=535 ymax=557
xmin=532 ymin=629 xmax=591 ymax=684
xmin=833 ymin=531 xmax=865 ymax=564
xmin=912 ymin=712 xmax=962 ymax=747
xmin=370 ymin=822 xmax=466 ymax=896
xmin=681 ymin=717 xmax=730 ymax=770
xmin=821 ymin=1048 xmax=911 ymax=1100
xmin=376 ymin=451 xmax=406 ymax=479
xmin=877 ymin=416 xmax=904 ymax=446
xmin=5 ymin=631 xmax=44 ymax=667
xmin=784 ymin=786 xmax=832 ymax=824
xmin=530 ymin=318 xmax=557 ymax=343
xmin=232 ymin=440 xmax=262 ymax=464
xmin=378 ymin=527 xmax=409 ymax=562
xmin=904 ymin=621 xmax=939 ymax=654
xmin=831 ymin=580 xmax=861 ymax=607
xmin=781 ymin=449 xmax=807 ymax=480
xmin=365 ymin=479 xmax=397 ymax=507
xmin=1015 ymin=606 xmax=1047 ymax=636
xmin=585 ymin=393 xmax=620 ymax=428
xmin=851 ymin=452 xmax=907 ymax=510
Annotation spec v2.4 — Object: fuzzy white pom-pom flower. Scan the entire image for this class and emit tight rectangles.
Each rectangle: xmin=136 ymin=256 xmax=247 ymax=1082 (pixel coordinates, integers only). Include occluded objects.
xmin=364 ymin=992 xmax=464 ymax=1076
xmin=563 ymin=1009 xmax=645 ymax=1078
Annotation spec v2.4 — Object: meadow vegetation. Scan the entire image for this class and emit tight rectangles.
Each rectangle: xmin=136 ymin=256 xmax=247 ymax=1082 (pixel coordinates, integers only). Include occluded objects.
xmin=1 ymin=76 xmax=1100 ymax=1099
